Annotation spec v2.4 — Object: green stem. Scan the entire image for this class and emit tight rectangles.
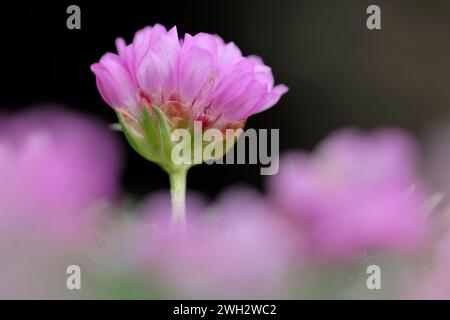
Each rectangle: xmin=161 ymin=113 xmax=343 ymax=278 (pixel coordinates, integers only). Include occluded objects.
xmin=168 ymin=168 xmax=188 ymax=224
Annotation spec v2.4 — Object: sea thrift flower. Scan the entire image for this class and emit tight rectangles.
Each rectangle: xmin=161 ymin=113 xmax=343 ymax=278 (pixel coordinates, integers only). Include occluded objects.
xmin=0 ymin=107 xmax=122 ymax=238
xmin=134 ymin=187 xmax=297 ymax=298
xmin=268 ymin=128 xmax=428 ymax=260
xmin=91 ymin=24 xmax=287 ymax=221
xmin=0 ymin=108 xmax=122 ymax=298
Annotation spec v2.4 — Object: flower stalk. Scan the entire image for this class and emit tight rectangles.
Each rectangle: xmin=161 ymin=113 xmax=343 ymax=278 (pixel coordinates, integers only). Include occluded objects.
xmin=168 ymin=168 xmax=188 ymax=224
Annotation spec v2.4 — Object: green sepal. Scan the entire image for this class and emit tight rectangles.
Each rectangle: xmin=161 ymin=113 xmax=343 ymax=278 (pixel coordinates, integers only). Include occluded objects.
xmin=116 ymin=111 xmax=147 ymax=159
xmin=151 ymin=105 xmax=174 ymax=165
xmin=116 ymin=107 xmax=193 ymax=173
xmin=141 ymin=105 xmax=160 ymax=152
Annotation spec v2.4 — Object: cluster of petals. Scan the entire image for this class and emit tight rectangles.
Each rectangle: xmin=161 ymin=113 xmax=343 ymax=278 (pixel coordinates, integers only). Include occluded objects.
xmin=91 ymin=24 xmax=288 ymax=129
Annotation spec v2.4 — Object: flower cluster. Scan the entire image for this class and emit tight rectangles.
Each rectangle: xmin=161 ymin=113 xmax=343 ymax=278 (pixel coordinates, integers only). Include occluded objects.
xmin=1 ymin=106 xmax=444 ymax=299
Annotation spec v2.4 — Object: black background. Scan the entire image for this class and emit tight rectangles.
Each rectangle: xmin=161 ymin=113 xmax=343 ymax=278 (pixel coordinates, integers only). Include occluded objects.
xmin=1 ymin=1 xmax=449 ymax=199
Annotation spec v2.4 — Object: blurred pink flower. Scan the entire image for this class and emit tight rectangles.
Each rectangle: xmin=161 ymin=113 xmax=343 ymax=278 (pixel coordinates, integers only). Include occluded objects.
xmin=134 ymin=186 xmax=297 ymax=299
xmin=268 ymin=128 xmax=429 ymax=260
xmin=0 ymin=107 xmax=123 ymax=237
xmin=91 ymin=24 xmax=287 ymax=130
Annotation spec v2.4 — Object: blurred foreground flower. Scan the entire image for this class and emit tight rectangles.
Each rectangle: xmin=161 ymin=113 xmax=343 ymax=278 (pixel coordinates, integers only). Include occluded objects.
xmin=131 ymin=187 xmax=297 ymax=299
xmin=268 ymin=128 xmax=429 ymax=260
xmin=0 ymin=107 xmax=122 ymax=238
xmin=91 ymin=24 xmax=287 ymax=222
xmin=0 ymin=107 xmax=123 ymax=298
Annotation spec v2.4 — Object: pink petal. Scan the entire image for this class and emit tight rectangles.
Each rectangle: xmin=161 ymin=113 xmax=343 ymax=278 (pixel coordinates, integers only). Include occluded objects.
xmin=177 ymin=46 xmax=214 ymax=104
xmin=90 ymin=53 xmax=137 ymax=110
xmin=135 ymin=27 xmax=180 ymax=99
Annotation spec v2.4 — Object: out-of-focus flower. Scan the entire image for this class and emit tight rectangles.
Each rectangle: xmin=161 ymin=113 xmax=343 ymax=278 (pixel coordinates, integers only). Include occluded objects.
xmin=91 ymin=24 xmax=288 ymax=171
xmin=0 ymin=107 xmax=123 ymax=237
xmin=268 ymin=128 xmax=429 ymax=260
xmin=133 ymin=186 xmax=297 ymax=299
xmin=0 ymin=107 xmax=123 ymax=298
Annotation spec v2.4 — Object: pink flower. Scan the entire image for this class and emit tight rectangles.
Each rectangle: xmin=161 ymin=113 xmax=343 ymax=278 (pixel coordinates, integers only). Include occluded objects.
xmin=92 ymin=24 xmax=287 ymax=220
xmin=91 ymin=24 xmax=287 ymax=130
xmin=268 ymin=128 xmax=429 ymax=260
xmin=0 ymin=107 xmax=123 ymax=237
xmin=134 ymin=186 xmax=297 ymax=299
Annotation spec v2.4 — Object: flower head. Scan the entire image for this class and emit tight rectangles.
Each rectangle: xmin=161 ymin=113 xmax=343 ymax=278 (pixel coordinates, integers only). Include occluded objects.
xmin=92 ymin=24 xmax=287 ymax=127
xmin=0 ymin=107 xmax=123 ymax=237
xmin=91 ymin=24 xmax=287 ymax=170
xmin=268 ymin=128 xmax=429 ymax=260
xmin=133 ymin=186 xmax=296 ymax=298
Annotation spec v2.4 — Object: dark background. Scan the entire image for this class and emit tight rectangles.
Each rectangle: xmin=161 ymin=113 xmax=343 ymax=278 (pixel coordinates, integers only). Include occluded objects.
xmin=1 ymin=1 xmax=449 ymax=199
